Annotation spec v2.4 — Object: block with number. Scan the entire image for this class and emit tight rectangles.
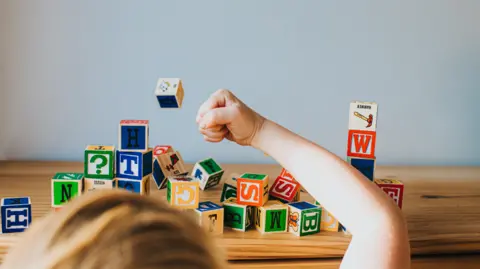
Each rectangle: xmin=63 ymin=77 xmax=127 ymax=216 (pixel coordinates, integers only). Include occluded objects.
xmin=194 ymin=201 xmax=224 ymax=235
xmin=166 ymin=176 xmax=200 ymax=209
xmin=84 ymin=145 xmax=115 ymax=179
xmin=116 ymin=149 xmax=153 ymax=180
xmin=374 ymin=179 xmax=404 ymax=208
xmin=51 ymin=173 xmax=84 ymax=208
xmin=269 ymin=176 xmax=301 ymax=203
xmin=223 ymin=198 xmax=253 ymax=232
xmin=1 ymin=197 xmax=32 ymax=233
xmin=347 ymin=130 xmax=376 ymax=158
xmin=347 ymin=156 xmax=376 ymax=181
xmin=192 ymin=158 xmax=224 ymax=190
xmin=84 ymin=178 xmax=115 ymax=192
xmin=153 ymin=151 xmax=188 ymax=189
xmin=153 ymin=145 xmax=174 ymax=157
xmin=155 ymin=78 xmax=185 ymax=108
xmin=116 ymin=176 xmax=150 ymax=195
xmin=349 ymin=101 xmax=378 ymax=131
xmin=254 ymin=200 xmax=288 ymax=234
xmin=288 ymin=201 xmax=322 ymax=236
xmin=220 ymin=175 xmax=238 ymax=203
xmin=237 ymin=173 xmax=269 ymax=207
xmin=119 ymin=120 xmax=149 ymax=151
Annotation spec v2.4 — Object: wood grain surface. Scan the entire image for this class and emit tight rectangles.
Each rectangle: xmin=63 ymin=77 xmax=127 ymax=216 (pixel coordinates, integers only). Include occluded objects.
xmin=0 ymin=161 xmax=480 ymax=263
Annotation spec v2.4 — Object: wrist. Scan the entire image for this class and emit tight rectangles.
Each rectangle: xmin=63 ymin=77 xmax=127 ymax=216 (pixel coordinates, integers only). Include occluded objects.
xmin=250 ymin=116 xmax=270 ymax=150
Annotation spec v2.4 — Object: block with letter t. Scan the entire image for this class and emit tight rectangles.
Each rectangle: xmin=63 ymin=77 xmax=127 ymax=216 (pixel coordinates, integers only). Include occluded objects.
xmin=192 ymin=158 xmax=224 ymax=190
xmin=115 ymin=176 xmax=150 ymax=195
xmin=119 ymin=120 xmax=149 ymax=151
xmin=237 ymin=173 xmax=269 ymax=207
xmin=194 ymin=201 xmax=224 ymax=235
xmin=166 ymin=176 xmax=200 ymax=209
xmin=155 ymin=78 xmax=185 ymax=108
xmin=116 ymin=149 xmax=153 ymax=180
xmin=1 ymin=197 xmax=32 ymax=233
xmin=84 ymin=145 xmax=115 ymax=179
xmin=288 ymin=201 xmax=322 ymax=236
xmin=51 ymin=173 xmax=84 ymax=208
xmin=347 ymin=156 xmax=376 ymax=181
xmin=269 ymin=176 xmax=301 ymax=203
xmin=374 ymin=179 xmax=404 ymax=208
xmin=223 ymin=198 xmax=253 ymax=232
xmin=255 ymin=200 xmax=288 ymax=234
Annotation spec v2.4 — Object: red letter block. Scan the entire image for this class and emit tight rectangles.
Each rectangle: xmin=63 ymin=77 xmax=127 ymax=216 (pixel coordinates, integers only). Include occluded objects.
xmin=347 ymin=130 xmax=376 ymax=158
xmin=374 ymin=179 xmax=404 ymax=209
xmin=269 ymin=176 xmax=301 ymax=203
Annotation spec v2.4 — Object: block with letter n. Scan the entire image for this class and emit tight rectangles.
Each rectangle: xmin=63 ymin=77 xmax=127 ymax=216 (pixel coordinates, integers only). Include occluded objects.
xmin=347 ymin=130 xmax=376 ymax=158
xmin=237 ymin=173 xmax=269 ymax=207
xmin=116 ymin=149 xmax=153 ymax=180
xmin=288 ymin=201 xmax=322 ymax=236
xmin=84 ymin=145 xmax=115 ymax=179
xmin=51 ymin=173 xmax=84 ymax=208
xmin=194 ymin=201 xmax=224 ymax=235
xmin=166 ymin=176 xmax=200 ymax=209
xmin=269 ymin=176 xmax=301 ymax=203
xmin=374 ymin=179 xmax=404 ymax=209
xmin=116 ymin=176 xmax=150 ymax=195
xmin=192 ymin=158 xmax=224 ymax=190
xmin=220 ymin=175 xmax=238 ymax=203
xmin=1 ymin=197 xmax=32 ymax=233
xmin=255 ymin=200 xmax=288 ymax=234
xmin=119 ymin=120 xmax=149 ymax=151
xmin=155 ymin=78 xmax=185 ymax=108
xmin=347 ymin=156 xmax=376 ymax=181
xmin=153 ymin=151 xmax=188 ymax=189
xmin=223 ymin=198 xmax=253 ymax=232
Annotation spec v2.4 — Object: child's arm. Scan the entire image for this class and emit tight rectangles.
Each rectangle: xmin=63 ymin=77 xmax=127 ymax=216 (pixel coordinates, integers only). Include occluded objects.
xmin=197 ymin=89 xmax=410 ymax=269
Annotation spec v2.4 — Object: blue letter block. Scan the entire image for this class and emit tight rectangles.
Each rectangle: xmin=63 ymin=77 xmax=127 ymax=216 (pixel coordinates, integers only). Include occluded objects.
xmin=1 ymin=197 xmax=32 ymax=233
xmin=116 ymin=149 xmax=153 ymax=180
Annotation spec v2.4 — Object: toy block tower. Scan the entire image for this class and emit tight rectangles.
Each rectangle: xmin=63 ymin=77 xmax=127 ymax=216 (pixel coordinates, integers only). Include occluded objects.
xmin=236 ymin=173 xmax=269 ymax=207
xmin=166 ymin=176 xmax=200 ymax=209
xmin=288 ymin=201 xmax=322 ymax=236
xmin=155 ymin=78 xmax=185 ymax=108
xmin=223 ymin=197 xmax=253 ymax=232
xmin=254 ymin=200 xmax=288 ymax=234
xmin=191 ymin=158 xmax=224 ymax=190
xmin=194 ymin=201 xmax=224 ymax=235
xmin=1 ymin=197 xmax=32 ymax=233
xmin=153 ymin=149 xmax=188 ymax=189
xmin=51 ymin=173 xmax=84 ymax=210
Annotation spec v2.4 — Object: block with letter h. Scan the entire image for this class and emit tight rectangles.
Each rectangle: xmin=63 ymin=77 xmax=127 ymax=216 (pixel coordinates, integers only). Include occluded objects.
xmin=84 ymin=145 xmax=115 ymax=179
xmin=237 ymin=173 xmax=269 ymax=207
xmin=374 ymin=179 xmax=404 ymax=209
xmin=269 ymin=176 xmax=301 ymax=203
xmin=116 ymin=176 xmax=150 ymax=195
xmin=192 ymin=158 xmax=224 ymax=190
xmin=223 ymin=198 xmax=253 ymax=232
xmin=194 ymin=201 xmax=224 ymax=235
xmin=288 ymin=201 xmax=322 ymax=236
xmin=1 ymin=197 xmax=32 ymax=233
xmin=51 ymin=173 xmax=84 ymax=208
xmin=119 ymin=120 xmax=149 ymax=151
xmin=116 ymin=148 xmax=153 ymax=180
xmin=167 ymin=176 xmax=200 ymax=209
xmin=255 ymin=200 xmax=288 ymax=234
xmin=153 ymin=151 xmax=188 ymax=189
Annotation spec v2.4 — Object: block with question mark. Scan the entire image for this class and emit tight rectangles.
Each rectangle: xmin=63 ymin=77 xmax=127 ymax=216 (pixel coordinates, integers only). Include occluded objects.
xmin=115 ymin=176 xmax=151 ymax=195
xmin=116 ymin=148 xmax=153 ymax=180
xmin=84 ymin=145 xmax=115 ymax=179
xmin=51 ymin=173 xmax=84 ymax=208
xmin=119 ymin=120 xmax=149 ymax=151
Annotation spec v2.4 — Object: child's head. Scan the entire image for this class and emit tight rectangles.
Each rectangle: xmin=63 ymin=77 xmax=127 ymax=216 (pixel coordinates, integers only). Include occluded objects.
xmin=2 ymin=190 xmax=225 ymax=269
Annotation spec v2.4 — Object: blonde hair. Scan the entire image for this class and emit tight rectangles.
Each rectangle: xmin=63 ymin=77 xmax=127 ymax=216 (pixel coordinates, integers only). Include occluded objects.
xmin=2 ymin=190 xmax=226 ymax=269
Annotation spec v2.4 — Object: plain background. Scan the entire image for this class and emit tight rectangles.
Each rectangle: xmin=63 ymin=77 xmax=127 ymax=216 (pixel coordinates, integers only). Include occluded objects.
xmin=1 ymin=1 xmax=479 ymax=165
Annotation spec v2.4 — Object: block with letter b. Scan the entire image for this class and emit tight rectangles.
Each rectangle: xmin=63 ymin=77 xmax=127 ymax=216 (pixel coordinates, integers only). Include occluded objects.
xmin=155 ymin=78 xmax=185 ymax=108
xmin=237 ymin=173 xmax=269 ymax=207
xmin=347 ymin=156 xmax=376 ymax=181
xmin=349 ymin=101 xmax=378 ymax=131
xmin=153 ymin=151 xmax=188 ymax=189
xmin=255 ymin=200 xmax=288 ymax=234
xmin=116 ymin=149 xmax=153 ymax=180
xmin=269 ymin=176 xmax=301 ymax=203
xmin=116 ymin=176 xmax=150 ymax=195
xmin=220 ymin=175 xmax=238 ymax=203
xmin=119 ymin=120 xmax=149 ymax=151
xmin=192 ymin=158 xmax=224 ymax=190
xmin=374 ymin=179 xmax=404 ymax=209
xmin=288 ymin=201 xmax=322 ymax=236
xmin=51 ymin=173 xmax=84 ymax=208
xmin=167 ymin=176 xmax=200 ymax=209
xmin=194 ymin=201 xmax=224 ymax=235
xmin=84 ymin=145 xmax=115 ymax=179
xmin=223 ymin=198 xmax=253 ymax=232
xmin=1 ymin=197 xmax=32 ymax=233
xmin=347 ymin=130 xmax=376 ymax=158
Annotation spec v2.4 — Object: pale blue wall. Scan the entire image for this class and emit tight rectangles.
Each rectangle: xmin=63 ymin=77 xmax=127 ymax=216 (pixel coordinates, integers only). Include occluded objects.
xmin=2 ymin=1 xmax=480 ymax=165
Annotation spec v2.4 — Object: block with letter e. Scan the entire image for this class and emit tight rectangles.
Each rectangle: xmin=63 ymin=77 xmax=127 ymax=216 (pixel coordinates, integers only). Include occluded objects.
xmin=119 ymin=120 xmax=149 ymax=151
xmin=1 ymin=197 xmax=32 ymax=233
xmin=194 ymin=201 xmax=224 ymax=235
xmin=347 ymin=130 xmax=376 ymax=158
xmin=269 ymin=176 xmax=301 ymax=203
xmin=237 ymin=173 xmax=269 ymax=207
xmin=347 ymin=156 xmax=376 ymax=181
xmin=255 ymin=200 xmax=288 ymax=234
xmin=288 ymin=201 xmax=322 ymax=236
xmin=223 ymin=198 xmax=253 ymax=232
xmin=51 ymin=173 xmax=84 ymax=208
xmin=167 ymin=176 xmax=200 ymax=209
xmin=374 ymin=179 xmax=404 ymax=208
xmin=116 ymin=149 xmax=153 ymax=180
xmin=84 ymin=145 xmax=115 ymax=179
xmin=116 ymin=176 xmax=150 ymax=195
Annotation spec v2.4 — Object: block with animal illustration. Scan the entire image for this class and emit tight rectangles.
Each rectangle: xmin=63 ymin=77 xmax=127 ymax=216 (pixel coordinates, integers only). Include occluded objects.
xmin=153 ymin=151 xmax=188 ymax=189
xmin=254 ymin=200 xmax=288 ymax=234
xmin=153 ymin=145 xmax=174 ymax=157
xmin=51 ymin=173 xmax=84 ymax=208
xmin=84 ymin=178 xmax=115 ymax=192
xmin=223 ymin=197 xmax=253 ymax=232
xmin=194 ymin=201 xmax=224 ymax=235
xmin=1 ymin=197 xmax=32 ymax=233
xmin=349 ymin=101 xmax=378 ymax=131
xmin=237 ymin=173 xmax=269 ymax=207
xmin=315 ymin=201 xmax=341 ymax=232
xmin=155 ymin=78 xmax=185 ymax=108
xmin=269 ymin=176 xmax=301 ymax=203
xmin=84 ymin=145 xmax=115 ymax=179
xmin=119 ymin=120 xmax=149 ymax=151
xmin=347 ymin=156 xmax=376 ymax=181
xmin=116 ymin=148 xmax=153 ymax=180
xmin=116 ymin=176 xmax=150 ymax=195
xmin=374 ymin=179 xmax=404 ymax=209
xmin=220 ymin=175 xmax=238 ymax=203
xmin=166 ymin=176 xmax=200 ymax=209
xmin=288 ymin=201 xmax=322 ymax=236
xmin=192 ymin=158 xmax=224 ymax=190
xmin=347 ymin=129 xmax=376 ymax=158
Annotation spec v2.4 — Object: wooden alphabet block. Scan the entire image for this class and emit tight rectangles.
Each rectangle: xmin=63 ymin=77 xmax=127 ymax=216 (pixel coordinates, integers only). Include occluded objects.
xmin=237 ymin=173 xmax=269 ymax=207
xmin=153 ymin=151 xmax=188 ymax=189
xmin=254 ymin=200 xmax=288 ymax=234
xmin=279 ymin=168 xmax=296 ymax=181
xmin=223 ymin=197 xmax=253 ymax=232
xmin=166 ymin=176 xmax=200 ymax=209
xmin=288 ymin=201 xmax=322 ymax=236
xmin=192 ymin=158 xmax=225 ymax=190
xmin=347 ymin=130 xmax=376 ymax=158
xmin=119 ymin=120 xmax=149 ymax=151
xmin=220 ymin=175 xmax=238 ymax=203
xmin=269 ymin=176 xmax=301 ymax=203
xmin=116 ymin=149 xmax=153 ymax=180
xmin=84 ymin=178 xmax=115 ymax=192
xmin=374 ymin=179 xmax=404 ymax=208
xmin=116 ymin=176 xmax=150 ymax=195
xmin=51 ymin=173 xmax=84 ymax=208
xmin=153 ymin=145 xmax=174 ymax=157
xmin=194 ymin=201 xmax=224 ymax=235
xmin=349 ymin=101 xmax=378 ymax=131
xmin=155 ymin=78 xmax=185 ymax=108
xmin=1 ymin=197 xmax=32 ymax=233
xmin=315 ymin=201 xmax=341 ymax=232
xmin=84 ymin=145 xmax=115 ymax=179
xmin=347 ymin=156 xmax=376 ymax=181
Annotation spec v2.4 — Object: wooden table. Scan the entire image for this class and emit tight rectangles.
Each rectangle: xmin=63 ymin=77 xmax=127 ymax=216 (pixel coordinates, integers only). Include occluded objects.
xmin=1 ymin=162 xmax=480 ymax=268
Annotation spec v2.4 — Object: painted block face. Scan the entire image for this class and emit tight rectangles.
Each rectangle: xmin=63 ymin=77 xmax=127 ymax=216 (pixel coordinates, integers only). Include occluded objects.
xmin=153 ymin=145 xmax=174 ymax=157
xmin=116 ymin=176 xmax=150 ymax=195
xmin=269 ymin=176 xmax=301 ymax=202
xmin=195 ymin=201 xmax=224 ymax=235
xmin=348 ymin=157 xmax=376 ymax=181
xmin=237 ymin=173 xmax=269 ymax=207
xmin=1 ymin=197 xmax=32 ymax=233
xmin=166 ymin=176 xmax=200 ymax=209
xmin=84 ymin=145 xmax=115 ymax=179
xmin=288 ymin=201 xmax=322 ymax=236
xmin=52 ymin=173 xmax=84 ymax=207
xmin=320 ymin=208 xmax=340 ymax=232
xmin=153 ymin=151 xmax=188 ymax=189
xmin=223 ymin=198 xmax=252 ymax=232
xmin=220 ymin=176 xmax=237 ymax=203
xmin=119 ymin=120 xmax=149 ymax=151
xmin=349 ymin=101 xmax=378 ymax=131
xmin=192 ymin=158 xmax=224 ymax=190
xmin=347 ymin=130 xmax=376 ymax=158
xmin=84 ymin=178 xmax=115 ymax=192
xmin=374 ymin=179 xmax=404 ymax=208
xmin=255 ymin=200 xmax=288 ymax=234
xmin=279 ymin=168 xmax=296 ymax=181
xmin=155 ymin=78 xmax=184 ymax=108
xmin=116 ymin=149 xmax=153 ymax=180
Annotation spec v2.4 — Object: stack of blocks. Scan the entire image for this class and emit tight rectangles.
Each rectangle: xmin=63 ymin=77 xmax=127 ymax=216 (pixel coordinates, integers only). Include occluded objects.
xmin=1 ymin=197 xmax=32 ymax=233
